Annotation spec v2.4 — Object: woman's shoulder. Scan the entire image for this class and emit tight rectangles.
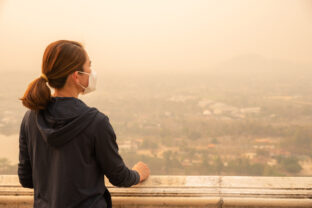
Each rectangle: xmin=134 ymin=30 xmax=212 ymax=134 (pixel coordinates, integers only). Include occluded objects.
xmin=84 ymin=108 xmax=116 ymax=137
xmin=92 ymin=108 xmax=110 ymax=124
xmin=21 ymin=109 xmax=34 ymax=124
xmin=20 ymin=109 xmax=38 ymax=132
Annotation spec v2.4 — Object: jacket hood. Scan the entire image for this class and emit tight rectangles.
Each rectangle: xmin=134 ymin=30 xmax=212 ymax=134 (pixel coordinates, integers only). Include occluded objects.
xmin=35 ymin=97 xmax=98 ymax=147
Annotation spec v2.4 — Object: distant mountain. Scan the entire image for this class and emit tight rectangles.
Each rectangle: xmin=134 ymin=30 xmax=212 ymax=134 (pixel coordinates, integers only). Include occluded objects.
xmin=213 ymin=54 xmax=311 ymax=77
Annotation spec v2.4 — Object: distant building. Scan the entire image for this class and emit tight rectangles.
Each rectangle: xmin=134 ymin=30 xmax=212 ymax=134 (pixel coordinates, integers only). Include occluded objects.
xmin=267 ymin=159 xmax=277 ymax=166
xmin=240 ymin=107 xmax=261 ymax=114
xmin=169 ymin=95 xmax=195 ymax=102
xmin=119 ymin=140 xmax=138 ymax=151
xmin=244 ymin=152 xmax=257 ymax=159
xmin=203 ymin=110 xmax=212 ymax=116
xmin=198 ymin=99 xmax=214 ymax=108
xmin=164 ymin=111 xmax=172 ymax=117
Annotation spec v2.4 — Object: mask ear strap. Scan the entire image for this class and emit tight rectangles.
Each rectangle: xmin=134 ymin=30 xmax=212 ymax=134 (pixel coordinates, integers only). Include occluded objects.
xmin=78 ymin=82 xmax=87 ymax=90
xmin=78 ymin=71 xmax=90 ymax=76
xmin=76 ymin=72 xmax=87 ymax=90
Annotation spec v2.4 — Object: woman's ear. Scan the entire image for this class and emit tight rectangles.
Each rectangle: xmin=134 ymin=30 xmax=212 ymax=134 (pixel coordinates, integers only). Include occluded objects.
xmin=71 ymin=71 xmax=79 ymax=84
xmin=71 ymin=71 xmax=83 ymax=94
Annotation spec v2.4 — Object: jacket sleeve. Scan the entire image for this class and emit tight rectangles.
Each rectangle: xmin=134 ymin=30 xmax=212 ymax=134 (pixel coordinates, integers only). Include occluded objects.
xmin=94 ymin=115 xmax=140 ymax=187
xmin=18 ymin=112 xmax=33 ymax=189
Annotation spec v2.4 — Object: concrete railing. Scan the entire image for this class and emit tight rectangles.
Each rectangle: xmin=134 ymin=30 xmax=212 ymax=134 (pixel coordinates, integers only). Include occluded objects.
xmin=0 ymin=175 xmax=312 ymax=207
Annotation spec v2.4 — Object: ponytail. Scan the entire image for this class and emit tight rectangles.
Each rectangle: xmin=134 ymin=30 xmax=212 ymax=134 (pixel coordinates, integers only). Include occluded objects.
xmin=19 ymin=40 xmax=86 ymax=111
xmin=19 ymin=76 xmax=51 ymax=111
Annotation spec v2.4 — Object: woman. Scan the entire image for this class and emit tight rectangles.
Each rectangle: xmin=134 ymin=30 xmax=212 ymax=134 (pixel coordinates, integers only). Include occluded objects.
xmin=18 ymin=40 xmax=150 ymax=208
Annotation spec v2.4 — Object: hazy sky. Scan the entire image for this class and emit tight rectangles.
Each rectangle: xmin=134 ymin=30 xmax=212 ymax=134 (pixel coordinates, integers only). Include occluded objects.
xmin=0 ymin=0 xmax=311 ymax=73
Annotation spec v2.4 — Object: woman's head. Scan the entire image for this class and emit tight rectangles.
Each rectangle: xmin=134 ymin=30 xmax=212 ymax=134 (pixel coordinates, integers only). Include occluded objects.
xmin=20 ymin=40 xmax=90 ymax=111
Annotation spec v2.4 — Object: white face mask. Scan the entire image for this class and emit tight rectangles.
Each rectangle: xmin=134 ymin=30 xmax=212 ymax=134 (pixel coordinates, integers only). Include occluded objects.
xmin=78 ymin=70 xmax=97 ymax=95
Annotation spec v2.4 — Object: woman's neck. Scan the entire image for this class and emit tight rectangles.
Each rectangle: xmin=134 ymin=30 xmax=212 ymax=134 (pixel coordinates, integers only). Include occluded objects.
xmin=52 ymin=88 xmax=79 ymax=98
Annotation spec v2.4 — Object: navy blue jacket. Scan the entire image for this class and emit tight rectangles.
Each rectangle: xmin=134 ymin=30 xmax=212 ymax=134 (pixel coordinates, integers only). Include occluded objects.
xmin=18 ymin=97 xmax=140 ymax=208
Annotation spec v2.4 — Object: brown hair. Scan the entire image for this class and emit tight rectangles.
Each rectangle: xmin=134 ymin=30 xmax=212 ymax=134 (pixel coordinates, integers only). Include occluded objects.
xmin=20 ymin=40 xmax=86 ymax=111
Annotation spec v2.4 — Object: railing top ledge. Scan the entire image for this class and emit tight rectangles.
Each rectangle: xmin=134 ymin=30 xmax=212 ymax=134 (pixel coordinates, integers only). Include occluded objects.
xmin=1 ymin=175 xmax=312 ymax=188
xmin=1 ymin=175 xmax=312 ymax=199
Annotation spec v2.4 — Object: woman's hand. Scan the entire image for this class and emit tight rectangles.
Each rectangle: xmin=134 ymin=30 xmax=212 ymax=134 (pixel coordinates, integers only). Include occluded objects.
xmin=132 ymin=161 xmax=150 ymax=183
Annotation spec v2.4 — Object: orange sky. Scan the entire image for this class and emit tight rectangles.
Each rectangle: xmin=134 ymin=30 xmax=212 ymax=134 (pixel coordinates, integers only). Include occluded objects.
xmin=0 ymin=0 xmax=311 ymax=73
